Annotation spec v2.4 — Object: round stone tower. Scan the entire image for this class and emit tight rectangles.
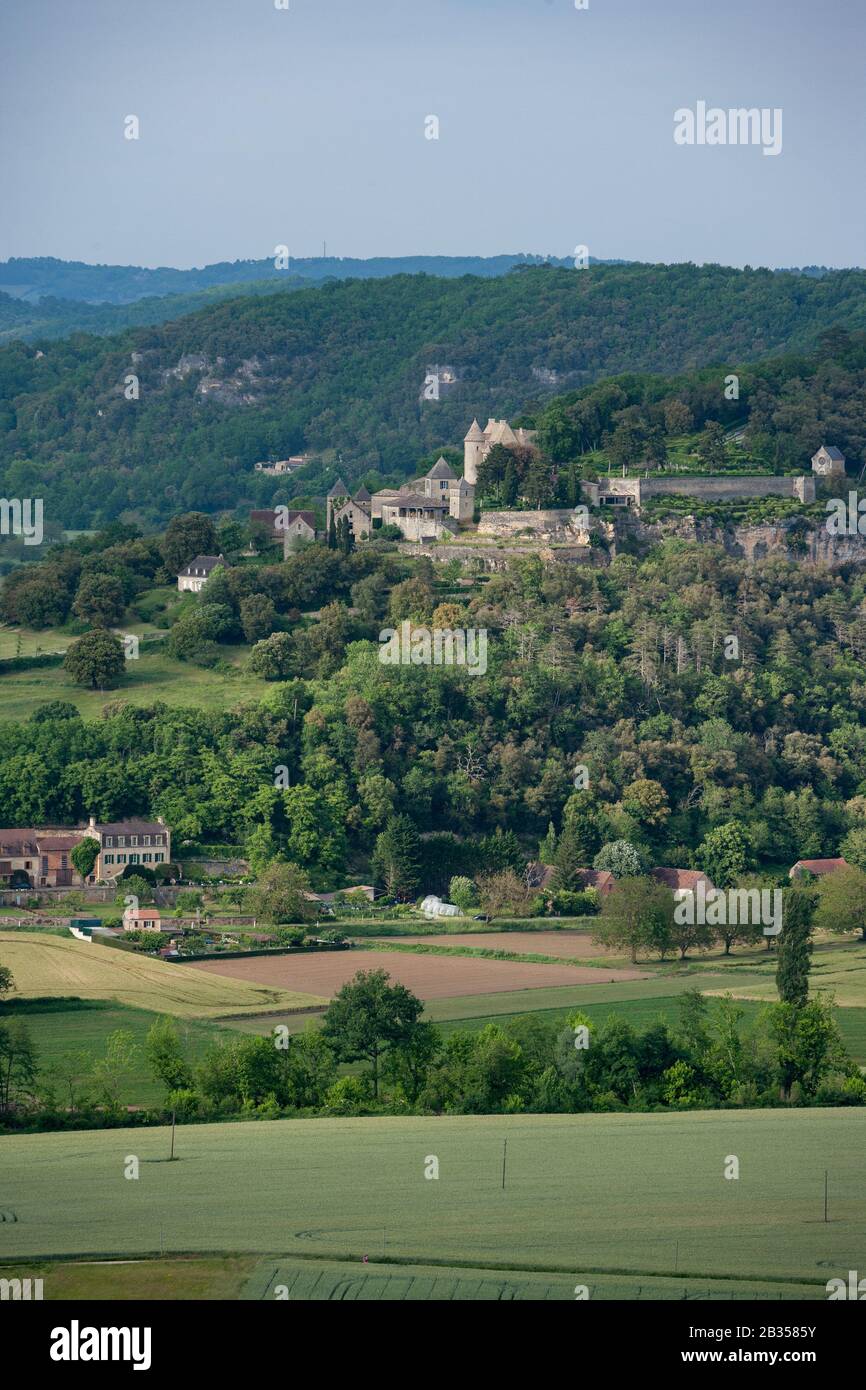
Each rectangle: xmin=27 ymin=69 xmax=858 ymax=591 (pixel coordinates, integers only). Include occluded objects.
xmin=464 ymin=418 xmax=485 ymax=486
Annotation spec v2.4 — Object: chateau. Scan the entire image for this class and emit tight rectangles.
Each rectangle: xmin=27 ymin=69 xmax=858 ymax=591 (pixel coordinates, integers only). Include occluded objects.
xmin=463 ymin=417 xmax=538 ymax=485
xmin=326 ymin=460 xmax=474 ymax=543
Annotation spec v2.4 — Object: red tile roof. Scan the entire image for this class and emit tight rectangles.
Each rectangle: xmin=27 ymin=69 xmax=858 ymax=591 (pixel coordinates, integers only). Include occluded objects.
xmin=652 ymin=867 xmax=715 ymax=892
xmin=789 ymin=858 xmax=849 ymax=877
xmin=578 ymin=869 xmax=615 ymax=894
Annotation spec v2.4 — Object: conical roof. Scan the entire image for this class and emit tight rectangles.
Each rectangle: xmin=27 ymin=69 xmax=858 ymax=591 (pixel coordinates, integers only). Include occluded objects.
xmin=327 ymin=478 xmax=350 ymax=498
xmin=353 ymin=484 xmax=372 ymax=502
xmin=465 ymin=418 xmax=485 ymax=442
xmin=427 ymin=457 xmax=455 ymax=480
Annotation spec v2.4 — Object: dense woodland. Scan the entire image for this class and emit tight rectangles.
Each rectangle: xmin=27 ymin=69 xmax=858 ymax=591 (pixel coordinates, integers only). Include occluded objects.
xmin=4 ymin=265 xmax=866 ymax=525
xmin=6 ymin=517 xmax=866 ymax=896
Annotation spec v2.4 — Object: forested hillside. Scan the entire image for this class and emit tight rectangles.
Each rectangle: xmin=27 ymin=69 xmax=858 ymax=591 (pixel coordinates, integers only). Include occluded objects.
xmin=527 ymin=327 xmax=866 ymax=477
xmin=4 ymin=263 xmax=866 ymax=528
xmin=5 ymin=527 xmax=866 ymax=893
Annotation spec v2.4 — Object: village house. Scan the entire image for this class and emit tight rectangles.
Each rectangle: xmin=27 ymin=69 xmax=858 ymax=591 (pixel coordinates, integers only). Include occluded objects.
xmin=122 ymin=906 xmax=162 ymax=933
xmin=250 ymin=508 xmax=317 ymax=552
xmin=253 ymin=456 xmax=311 ymax=475
xmin=250 ymin=509 xmax=284 ymax=542
xmin=789 ymin=856 xmax=850 ymax=880
xmin=0 ymin=830 xmax=81 ymax=888
xmin=0 ymin=818 xmax=171 ymax=888
xmin=86 ymin=817 xmax=172 ymax=882
xmin=177 ymin=554 xmax=226 ymax=593
xmin=525 ymin=863 xmax=616 ymax=896
xmin=281 ymin=510 xmax=317 ymax=552
xmin=652 ymin=867 xmax=715 ymax=894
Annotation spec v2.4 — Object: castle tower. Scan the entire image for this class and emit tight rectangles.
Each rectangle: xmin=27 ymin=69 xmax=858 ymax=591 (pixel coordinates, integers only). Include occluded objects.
xmin=464 ymin=418 xmax=486 ymax=486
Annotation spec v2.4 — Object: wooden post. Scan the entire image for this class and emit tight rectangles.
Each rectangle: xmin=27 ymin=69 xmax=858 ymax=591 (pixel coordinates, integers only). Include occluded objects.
xmin=170 ymin=1109 xmax=176 ymax=1161
xmin=501 ymin=1138 xmax=507 ymax=1190
xmin=824 ymin=1170 xmax=829 ymax=1223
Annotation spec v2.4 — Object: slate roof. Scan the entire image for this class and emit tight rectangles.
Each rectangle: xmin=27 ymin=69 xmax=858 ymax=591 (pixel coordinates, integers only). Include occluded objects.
xmin=385 ymin=493 xmax=449 ymax=510
xmin=179 ymin=554 xmax=225 ymax=577
xmin=427 ymin=458 xmax=455 ymax=480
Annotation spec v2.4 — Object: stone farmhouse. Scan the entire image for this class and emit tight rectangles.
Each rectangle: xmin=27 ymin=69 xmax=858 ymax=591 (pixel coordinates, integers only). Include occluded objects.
xmin=280 ymin=510 xmax=317 ymax=552
xmin=253 ymin=456 xmax=311 ymax=475
xmin=177 ymin=554 xmax=226 ymax=593
xmin=250 ymin=508 xmax=317 ymax=552
xmin=0 ymin=817 xmax=171 ymax=888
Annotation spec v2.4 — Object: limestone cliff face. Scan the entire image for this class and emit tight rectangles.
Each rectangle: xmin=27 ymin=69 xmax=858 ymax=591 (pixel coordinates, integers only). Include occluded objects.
xmin=397 ymin=541 xmax=596 ymax=571
xmin=623 ymin=516 xmax=866 ymax=567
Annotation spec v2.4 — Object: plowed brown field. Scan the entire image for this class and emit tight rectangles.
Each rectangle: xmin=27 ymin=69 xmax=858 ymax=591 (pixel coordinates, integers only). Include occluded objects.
xmin=374 ymin=931 xmax=608 ymax=957
xmin=185 ymin=949 xmax=646 ymax=1000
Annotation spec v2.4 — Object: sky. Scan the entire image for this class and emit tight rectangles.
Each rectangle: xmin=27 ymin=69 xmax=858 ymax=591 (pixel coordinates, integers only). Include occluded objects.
xmin=1 ymin=0 xmax=864 ymax=270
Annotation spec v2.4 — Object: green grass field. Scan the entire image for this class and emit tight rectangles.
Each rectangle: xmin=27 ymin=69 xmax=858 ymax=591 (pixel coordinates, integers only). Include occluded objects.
xmin=0 ymin=614 xmax=169 ymax=661
xmin=0 ymin=1253 xmax=824 ymax=1301
xmin=428 ymin=995 xmax=866 ymax=1065
xmin=706 ymin=942 xmax=866 ymax=1008
xmin=0 ymin=1110 xmax=862 ymax=1297
xmin=0 ymin=1256 xmax=256 ymax=1300
xmin=0 ymin=1001 xmax=229 ymax=1107
xmin=239 ymin=1257 xmax=824 ymax=1301
xmin=0 ymin=646 xmax=269 ymax=721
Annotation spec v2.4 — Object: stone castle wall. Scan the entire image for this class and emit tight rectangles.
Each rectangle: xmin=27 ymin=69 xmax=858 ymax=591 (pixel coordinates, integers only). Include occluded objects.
xmin=641 ymin=475 xmax=815 ymax=502
xmin=477 ymin=509 xmax=589 ymax=540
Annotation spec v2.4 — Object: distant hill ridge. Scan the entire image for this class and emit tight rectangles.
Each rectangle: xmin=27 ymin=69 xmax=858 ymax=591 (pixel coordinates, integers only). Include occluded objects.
xmin=3 ymin=261 xmax=866 ymax=528
xmin=0 ymin=253 xmax=617 ymax=306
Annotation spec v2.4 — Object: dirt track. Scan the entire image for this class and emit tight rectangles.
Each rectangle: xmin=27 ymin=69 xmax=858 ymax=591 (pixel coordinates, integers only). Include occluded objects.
xmin=186 ymin=948 xmax=647 ymax=1001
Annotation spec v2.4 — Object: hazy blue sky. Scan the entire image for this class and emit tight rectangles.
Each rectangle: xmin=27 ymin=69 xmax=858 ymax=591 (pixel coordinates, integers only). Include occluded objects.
xmin=1 ymin=0 xmax=864 ymax=269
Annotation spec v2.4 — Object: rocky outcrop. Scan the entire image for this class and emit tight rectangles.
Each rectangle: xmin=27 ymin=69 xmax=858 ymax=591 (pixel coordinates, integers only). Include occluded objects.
xmin=624 ymin=515 xmax=866 ymax=567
